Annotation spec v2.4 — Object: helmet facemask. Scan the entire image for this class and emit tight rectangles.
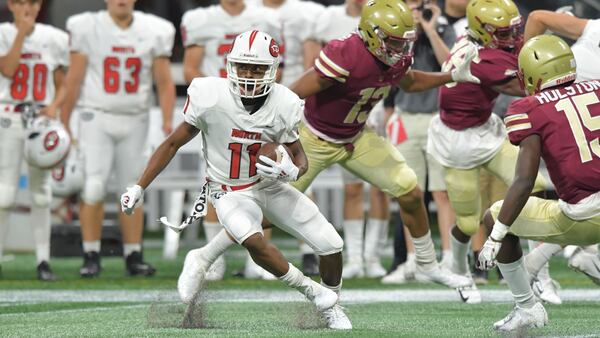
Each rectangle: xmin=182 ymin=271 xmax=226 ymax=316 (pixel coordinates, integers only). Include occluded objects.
xmin=227 ymin=60 xmax=277 ymax=99
xmin=366 ymin=26 xmax=416 ymax=66
xmin=482 ymin=16 xmax=523 ymax=51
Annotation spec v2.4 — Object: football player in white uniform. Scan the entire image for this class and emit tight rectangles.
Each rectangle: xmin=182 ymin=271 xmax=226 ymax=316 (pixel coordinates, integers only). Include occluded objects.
xmin=181 ymin=0 xmax=280 ymax=281
xmin=308 ymin=0 xmax=390 ymax=279
xmin=516 ymin=10 xmax=600 ymax=290
xmin=60 ymin=0 xmax=176 ymax=277
xmin=0 ymin=0 xmax=68 ymax=281
xmin=121 ymin=31 xmax=351 ymax=330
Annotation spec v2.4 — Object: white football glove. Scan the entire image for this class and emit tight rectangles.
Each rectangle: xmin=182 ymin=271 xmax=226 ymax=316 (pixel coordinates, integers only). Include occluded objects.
xmin=477 ymin=221 xmax=510 ymax=270
xmin=255 ymin=145 xmax=299 ymax=182
xmin=451 ymin=42 xmax=481 ymax=84
xmin=121 ymin=184 xmax=144 ymax=215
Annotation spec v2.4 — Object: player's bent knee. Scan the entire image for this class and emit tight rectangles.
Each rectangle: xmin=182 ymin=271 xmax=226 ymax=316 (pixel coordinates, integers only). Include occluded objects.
xmin=0 ymin=184 xmax=17 ymax=209
xmin=456 ymin=216 xmax=480 ymax=236
xmin=31 ymin=188 xmax=51 ymax=208
xmin=388 ymin=168 xmax=418 ymax=198
xmin=396 ymin=185 xmax=423 ymax=211
xmin=82 ymin=177 xmax=105 ymax=204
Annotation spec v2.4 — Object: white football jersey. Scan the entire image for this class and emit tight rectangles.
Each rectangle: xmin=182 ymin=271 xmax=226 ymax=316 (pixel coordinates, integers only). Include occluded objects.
xmin=572 ymin=19 xmax=600 ymax=82
xmin=183 ymin=77 xmax=303 ymax=186
xmin=0 ymin=23 xmax=68 ymax=106
xmin=67 ymin=11 xmax=175 ymax=114
xmin=310 ymin=5 xmax=358 ymax=44
xmin=252 ymin=0 xmax=325 ymax=87
xmin=181 ymin=4 xmax=281 ymax=78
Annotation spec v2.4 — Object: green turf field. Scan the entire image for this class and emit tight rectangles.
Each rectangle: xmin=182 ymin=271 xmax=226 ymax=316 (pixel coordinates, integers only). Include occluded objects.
xmin=2 ymin=242 xmax=600 ymax=337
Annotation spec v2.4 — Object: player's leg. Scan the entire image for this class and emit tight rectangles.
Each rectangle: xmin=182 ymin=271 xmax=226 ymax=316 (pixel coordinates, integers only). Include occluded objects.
xmin=79 ymin=110 xmax=113 ymax=277
xmin=0 ymin=113 xmax=24 ymax=276
xmin=427 ymin=150 xmax=454 ymax=268
xmin=27 ymin=164 xmax=56 ymax=281
xmin=364 ymin=185 xmax=389 ymax=278
xmin=115 ymin=113 xmax=155 ymax=276
xmin=341 ymin=170 xmax=365 ymax=279
xmin=343 ymin=128 xmax=470 ymax=289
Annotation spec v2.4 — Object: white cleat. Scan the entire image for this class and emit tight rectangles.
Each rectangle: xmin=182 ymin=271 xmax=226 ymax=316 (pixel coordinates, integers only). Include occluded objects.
xmin=493 ymin=302 xmax=548 ymax=332
xmin=568 ymin=247 xmax=600 ymax=285
xmin=205 ymin=255 xmax=225 ymax=281
xmin=538 ymin=279 xmax=562 ymax=305
xmin=342 ymin=262 xmax=364 ymax=279
xmin=321 ymin=304 xmax=352 ymax=330
xmin=365 ymin=261 xmax=387 ymax=278
xmin=457 ymin=276 xmax=482 ymax=304
xmin=178 ymin=249 xmax=210 ymax=304
xmin=415 ymin=263 xmax=472 ymax=289
xmin=381 ymin=264 xmax=408 ymax=284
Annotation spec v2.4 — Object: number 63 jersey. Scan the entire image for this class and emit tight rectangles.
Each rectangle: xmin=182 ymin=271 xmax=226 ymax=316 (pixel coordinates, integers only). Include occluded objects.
xmin=182 ymin=77 xmax=303 ymax=187
xmin=67 ymin=11 xmax=175 ymax=114
xmin=505 ymin=80 xmax=600 ymax=206
xmin=0 ymin=23 xmax=68 ymax=105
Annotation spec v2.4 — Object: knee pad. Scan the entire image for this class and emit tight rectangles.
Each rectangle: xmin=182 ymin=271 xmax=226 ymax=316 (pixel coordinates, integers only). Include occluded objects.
xmin=456 ymin=215 xmax=480 ymax=236
xmin=295 ymin=203 xmax=344 ymax=255
xmin=0 ymin=183 xmax=17 ymax=209
xmin=31 ymin=186 xmax=51 ymax=208
xmin=82 ymin=176 xmax=105 ymax=204
xmin=389 ymin=167 xmax=418 ymax=198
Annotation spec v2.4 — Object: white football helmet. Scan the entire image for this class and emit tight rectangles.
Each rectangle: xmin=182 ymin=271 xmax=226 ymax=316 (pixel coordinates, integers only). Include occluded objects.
xmin=24 ymin=117 xmax=71 ymax=169
xmin=50 ymin=143 xmax=84 ymax=197
xmin=226 ymin=30 xmax=280 ymax=98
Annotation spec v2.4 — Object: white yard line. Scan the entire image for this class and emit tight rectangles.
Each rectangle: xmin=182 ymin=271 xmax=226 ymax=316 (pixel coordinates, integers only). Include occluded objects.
xmin=1 ymin=289 xmax=600 ymax=305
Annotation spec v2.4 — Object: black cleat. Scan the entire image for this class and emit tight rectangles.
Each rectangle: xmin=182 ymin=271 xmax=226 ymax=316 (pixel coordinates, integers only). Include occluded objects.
xmin=301 ymin=253 xmax=319 ymax=276
xmin=126 ymin=251 xmax=156 ymax=276
xmin=80 ymin=251 xmax=101 ymax=278
xmin=37 ymin=261 xmax=57 ymax=281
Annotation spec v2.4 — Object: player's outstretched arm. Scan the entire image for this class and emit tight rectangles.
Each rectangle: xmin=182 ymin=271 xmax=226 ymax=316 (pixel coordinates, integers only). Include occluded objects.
xmin=524 ymin=10 xmax=587 ymax=41
xmin=137 ymin=121 xmax=199 ymax=189
xmin=60 ymin=52 xmax=88 ymax=134
xmin=183 ymin=45 xmax=206 ymax=84
xmin=290 ymin=68 xmax=333 ymax=99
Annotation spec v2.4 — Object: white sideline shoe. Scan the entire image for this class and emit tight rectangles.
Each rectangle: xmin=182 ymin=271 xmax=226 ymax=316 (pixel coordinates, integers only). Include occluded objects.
xmin=205 ymin=255 xmax=225 ymax=281
xmin=456 ymin=275 xmax=482 ymax=304
xmin=381 ymin=264 xmax=408 ymax=284
xmin=415 ymin=263 xmax=472 ymax=289
xmin=365 ymin=261 xmax=387 ymax=278
xmin=244 ymin=256 xmax=276 ymax=280
xmin=342 ymin=262 xmax=364 ymax=279
xmin=178 ymin=248 xmax=210 ymax=304
xmin=568 ymin=247 xmax=600 ymax=285
xmin=493 ymin=302 xmax=548 ymax=332
xmin=322 ymin=304 xmax=352 ymax=330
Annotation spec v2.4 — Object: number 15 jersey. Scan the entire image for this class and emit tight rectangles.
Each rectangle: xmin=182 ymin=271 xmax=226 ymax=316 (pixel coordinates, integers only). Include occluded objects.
xmin=67 ymin=11 xmax=175 ymax=114
xmin=0 ymin=23 xmax=68 ymax=106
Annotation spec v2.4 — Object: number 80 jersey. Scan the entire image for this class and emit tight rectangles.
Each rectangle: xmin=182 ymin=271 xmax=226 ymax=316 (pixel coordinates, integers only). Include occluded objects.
xmin=67 ymin=11 xmax=175 ymax=114
xmin=0 ymin=23 xmax=68 ymax=106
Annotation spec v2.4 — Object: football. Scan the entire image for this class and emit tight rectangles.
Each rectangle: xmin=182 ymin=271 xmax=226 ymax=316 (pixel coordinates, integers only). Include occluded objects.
xmin=256 ymin=142 xmax=292 ymax=165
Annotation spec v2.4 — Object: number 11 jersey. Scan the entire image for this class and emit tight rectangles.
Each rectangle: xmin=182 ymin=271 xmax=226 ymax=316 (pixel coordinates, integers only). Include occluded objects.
xmin=67 ymin=11 xmax=175 ymax=115
xmin=0 ymin=23 xmax=68 ymax=106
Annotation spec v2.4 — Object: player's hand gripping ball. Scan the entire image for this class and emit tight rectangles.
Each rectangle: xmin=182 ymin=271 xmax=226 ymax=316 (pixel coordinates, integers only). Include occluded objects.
xmin=255 ymin=143 xmax=299 ymax=182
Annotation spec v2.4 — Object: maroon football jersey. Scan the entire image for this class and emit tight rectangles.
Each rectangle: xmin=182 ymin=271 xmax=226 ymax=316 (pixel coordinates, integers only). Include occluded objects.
xmin=304 ymin=33 xmax=410 ymax=141
xmin=439 ymin=37 xmax=518 ymax=130
xmin=505 ymin=80 xmax=600 ymax=204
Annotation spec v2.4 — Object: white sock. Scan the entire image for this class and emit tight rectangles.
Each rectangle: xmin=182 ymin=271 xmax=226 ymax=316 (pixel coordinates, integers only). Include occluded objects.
xmin=0 ymin=208 xmax=11 ymax=259
xmin=202 ymin=229 xmax=234 ymax=264
xmin=321 ymin=279 xmax=342 ymax=296
xmin=83 ymin=240 xmax=101 ymax=253
xmin=442 ymin=250 xmax=452 ymax=261
xmin=123 ymin=243 xmax=141 ymax=257
xmin=498 ymin=257 xmax=536 ymax=308
xmin=203 ymin=221 xmax=221 ymax=241
xmin=342 ymin=219 xmax=364 ymax=264
xmin=451 ymin=232 xmax=470 ymax=275
xmin=31 ymin=207 xmax=51 ymax=263
xmin=364 ymin=218 xmax=386 ymax=264
xmin=279 ymin=263 xmax=318 ymax=298
xmin=299 ymin=242 xmax=314 ymax=255
xmin=524 ymin=242 xmax=562 ymax=277
xmin=411 ymin=230 xmax=437 ymax=267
